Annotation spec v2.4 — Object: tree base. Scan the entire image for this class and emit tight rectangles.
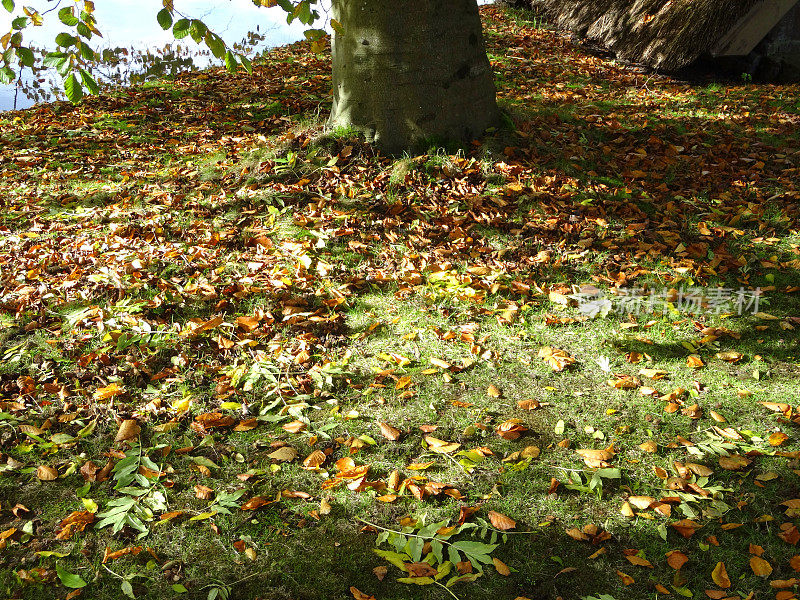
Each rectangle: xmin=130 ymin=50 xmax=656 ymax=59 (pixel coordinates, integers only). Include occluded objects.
xmin=329 ymin=0 xmax=499 ymax=155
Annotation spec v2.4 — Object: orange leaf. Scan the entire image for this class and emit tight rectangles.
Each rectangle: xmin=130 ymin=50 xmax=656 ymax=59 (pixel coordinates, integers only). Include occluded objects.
xmin=749 ymin=556 xmax=772 ymax=577
xmin=666 ymin=550 xmax=688 ymax=570
xmin=616 ymin=570 xmax=635 ymax=585
xmin=671 ymin=519 xmax=701 ymax=538
xmin=349 ymin=587 xmax=376 ymax=600
xmin=769 ymin=432 xmax=789 ymax=447
xmin=240 ymin=496 xmax=274 ymax=511
xmin=94 ymin=382 xmax=124 ymax=401
xmin=625 ymin=555 xmax=653 ymax=568
xmin=488 ymin=510 xmax=516 ymax=531
xmin=496 ymin=418 xmax=528 ymax=440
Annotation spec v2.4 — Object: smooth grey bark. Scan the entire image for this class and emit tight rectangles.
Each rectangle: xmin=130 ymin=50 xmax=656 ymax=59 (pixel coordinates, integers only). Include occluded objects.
xmin=328 ymin=0 xmax=499 ymax=154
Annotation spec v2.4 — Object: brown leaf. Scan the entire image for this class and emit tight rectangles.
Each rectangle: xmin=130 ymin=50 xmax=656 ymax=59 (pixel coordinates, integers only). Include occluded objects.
xmin=349 ymin=587 xmax=376 ymax=600
xmin=666 ymin=550 xmax=688 ymax=570
xmin=711 ymin=561 xmax=731 ymax=588
xmin=458 ymin=505 xmax=480 ymax=525
xmin=496 ymin=418 xmax=528 ymax=440
xmin=718 ymin=454 xmax=751 ymax=470
xmin=194 ymin=485 xmax=214 ymax=500
xmin=406 ymin=562 xmax=438 ymax=577
xmin=488 ymin=510 xmax=516 ymax=530
xmin=487 ymin=384 xmax=502 ymax=398
xmin=55 ymin=511 xmax=95 ymax=539
xmin=749 ymin=556 xmax=772 ymax=577
xmin=194 ymin=412 xmax=235 ymax=429
xmin=240 ymin=496 xmax=275 ymax=511
xmin=378 ymin=422 xmax=401 ymax=441
xmin=268 ymin=446 xmax=298 ymax=462
xmin=790 ymin=555 xmax=800 ymax=571
xmin=625 ymin=555 xmax=653 ymax=568
xmin=671 ymin=519 xmax=701 ymax=538
xmin=36 ymin=465 xmax=58 ymax=481
xmin=114 ymin=419 xmax=140 ymax=443
xmin=616 ymin=570 xmax=635 ymax=585
xmin=517 ymin=399 xmax=541 ymax=410
xmin=493 ymin=557 xmax=511 ymax=576
xmin=302 ymin=450 xmax=326 ymax=469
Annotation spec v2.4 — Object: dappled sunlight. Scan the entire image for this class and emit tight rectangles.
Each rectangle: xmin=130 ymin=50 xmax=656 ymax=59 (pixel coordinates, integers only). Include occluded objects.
xmin=0 ymin=5 xmax=799 ymax=600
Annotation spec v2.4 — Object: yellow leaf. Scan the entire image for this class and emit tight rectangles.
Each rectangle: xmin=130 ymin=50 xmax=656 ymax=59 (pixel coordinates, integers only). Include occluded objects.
xmin=711 ymin=561 xmax=731 ymax=588
xmin=686 ymin=355 xmax=704 ymax=369
xmin=639 ymin=440 xmax=658 ymax=453
xmin=424 ymin=436 xmax=460 ymax=454
xmin=493 ymin=557 xmax=511 ymax=576
xmin=625 ymin=555 xmax=653 ymax=568
xmin=769 ymin=432 xmax=789 ymax=447
xmin=750 ymin=556 xmax=772 ymax=577
xmin=94 ymin=382 xmax=124 ymax=401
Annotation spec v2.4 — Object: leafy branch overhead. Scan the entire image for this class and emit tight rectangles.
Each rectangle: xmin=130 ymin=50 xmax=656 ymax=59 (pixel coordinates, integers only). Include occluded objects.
xmin=0 ymin=0 xmax=328 ymax=101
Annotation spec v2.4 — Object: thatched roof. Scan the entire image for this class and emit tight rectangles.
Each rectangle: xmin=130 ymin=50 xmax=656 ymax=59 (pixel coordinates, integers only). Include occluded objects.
xmin=529 ymin=0 xmax=782 ymax=71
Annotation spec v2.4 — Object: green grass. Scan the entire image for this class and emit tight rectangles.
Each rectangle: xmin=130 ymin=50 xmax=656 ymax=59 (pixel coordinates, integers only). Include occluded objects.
xmin=1 ymin=4 xmax=800 ymax=600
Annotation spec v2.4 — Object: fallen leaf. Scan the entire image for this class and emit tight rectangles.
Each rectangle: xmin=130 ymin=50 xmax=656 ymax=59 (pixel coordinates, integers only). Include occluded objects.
xmin=517 ymin=399 xmax=541 ymax=410
xmin=94 ymin=382 xmax=124 ymax=401
xmin=718 ymin=454 xmax=750 ymax=470
xmin=267 ymin=446 xmax=298 ymax=462
xmin=711 ymin=561 xmax=731 ymax=588
xmin=493 ymin=557 xmax=511 ymax=575
xmin=769 ymin=432 xmax=789 ymax=447
xmin=666 ymin=550 xmax=688 ymax=570
xmin=114 ymin=419 xmax=140 ymax=443
xmin=686 ymin=355 xmax=704 ymax=369
xmin=36 ymin=465 xmax=58 ymax=481
xmin=625 ymin=555 xmax=653 ymax=568
xmin=488 ymin=510 xmax=516 ymax=530
xmin=616 ymin=570 xmax=635 ymax=585
xmin=538 ymin=346 xmax=575 ymax=372
xmin=350 ymin=587 xmax=376 ymax=600
xmin=671 ymin=519 xmax=701 ymax=538
xmin=487 ymin=384 xmax=502 ymax=398
xmin=496 ymin=418 xmax=528 ymax=440
xmin=194 ymin=485 xmax=214 ymax=500
xmin=378 ymin=422 xmax=401 ymax=441
xmin=424 ymin=436 xmax=460 ymax=454
xmin=749 ymin=556 xmax=772 ymax=577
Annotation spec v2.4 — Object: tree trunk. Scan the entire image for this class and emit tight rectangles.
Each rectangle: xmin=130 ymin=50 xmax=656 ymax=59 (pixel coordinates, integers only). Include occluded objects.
xmin=328 ymin=0 xmax=498 ymax=154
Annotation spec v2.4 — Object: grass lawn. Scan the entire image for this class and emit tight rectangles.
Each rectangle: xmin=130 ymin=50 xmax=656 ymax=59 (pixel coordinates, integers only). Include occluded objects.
xmin=1 ymin=5 xmax=800 ymax=600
